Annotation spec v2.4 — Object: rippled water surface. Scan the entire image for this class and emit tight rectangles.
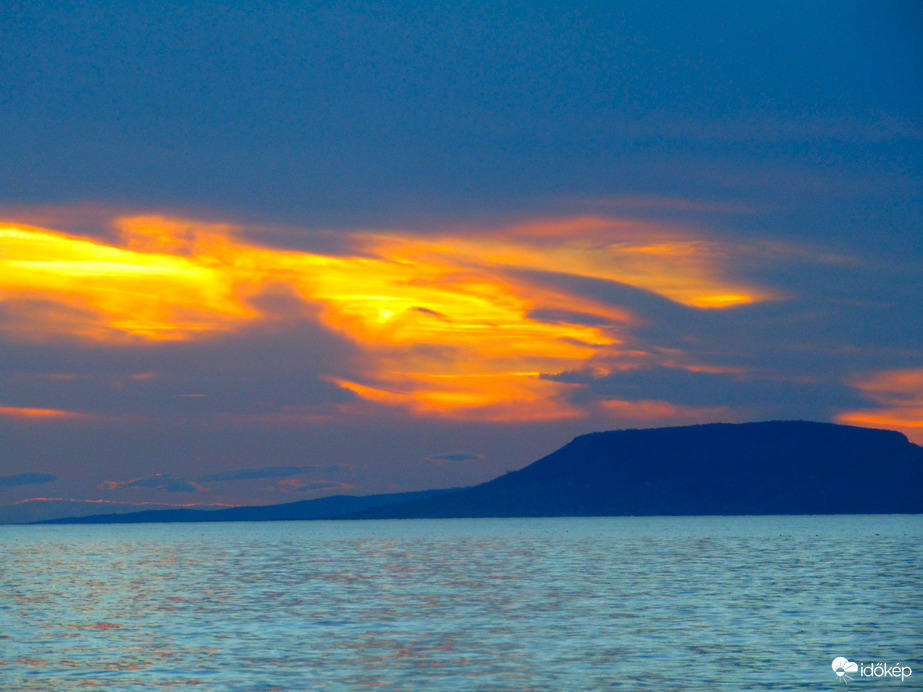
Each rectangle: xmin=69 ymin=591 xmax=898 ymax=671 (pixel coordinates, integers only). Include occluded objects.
xmin=2 ymin=516 xmax=921 ymax=690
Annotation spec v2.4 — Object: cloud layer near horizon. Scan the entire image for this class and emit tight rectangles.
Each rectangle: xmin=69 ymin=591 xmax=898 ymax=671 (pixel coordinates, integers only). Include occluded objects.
xmin=1 ymin=208 xmax=920 ymax=447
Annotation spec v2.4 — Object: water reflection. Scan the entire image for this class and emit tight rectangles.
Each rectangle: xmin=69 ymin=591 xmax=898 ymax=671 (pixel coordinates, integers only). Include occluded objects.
xmin=1 ymin=516 xmax=921 ymax=690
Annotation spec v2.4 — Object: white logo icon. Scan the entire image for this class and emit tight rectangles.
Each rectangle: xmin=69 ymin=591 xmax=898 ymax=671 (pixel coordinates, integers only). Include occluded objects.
xmin=832 ymin=657 xmax=859 ymax=683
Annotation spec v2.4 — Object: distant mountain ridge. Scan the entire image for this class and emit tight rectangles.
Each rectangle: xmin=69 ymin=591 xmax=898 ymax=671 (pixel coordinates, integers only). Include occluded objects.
xmin=35 ymin=489 xmax=454 ymax=524
xmin=36 ymin=421 xmax=923 ymax=524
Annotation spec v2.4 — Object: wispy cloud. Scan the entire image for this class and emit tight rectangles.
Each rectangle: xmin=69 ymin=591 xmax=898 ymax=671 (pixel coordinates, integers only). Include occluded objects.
xmin=0 ymin=472 xmax=57 ymax=487
xmin=425 ymin=452 xmax=485 ymax=464
xmin=0 ymin=405 xmax=90 ymax=420
xmin=100 ymin=465 xmax=351 ymax=496
xmin=278 ymin=479 xmax=355 ymax=493
xmin=837 ymin=368 xmax=923 ymax=444
xmin=8 ymin=497 xmax=233 ymax=508
xmin=100 ymin=474 xmax=203 ymax=493
xmin=197 ymin=465 xmax=346 ymax=482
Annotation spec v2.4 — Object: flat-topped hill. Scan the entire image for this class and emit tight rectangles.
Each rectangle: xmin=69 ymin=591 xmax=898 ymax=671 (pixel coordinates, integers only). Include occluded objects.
xmin=350 ymin=421 xmax=923 ymax=518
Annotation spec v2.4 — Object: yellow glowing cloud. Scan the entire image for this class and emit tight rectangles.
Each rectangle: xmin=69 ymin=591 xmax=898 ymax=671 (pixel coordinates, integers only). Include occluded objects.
xmin=0 ymin=223 xmax=255 ymax=341
xmin=837 ymin=369 xmax=923 ymax=444
xmin=0 ymin=212 xmax=772 ymax=420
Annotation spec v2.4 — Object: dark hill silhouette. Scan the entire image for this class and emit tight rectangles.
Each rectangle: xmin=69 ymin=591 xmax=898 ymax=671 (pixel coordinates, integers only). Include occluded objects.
xmin=36 ymin=489 xmax=453 ymax=524
xmin=347 ymin=421 xmax=923 ymax=518
xmin=36 ymin=421 xmax=923 ymax=524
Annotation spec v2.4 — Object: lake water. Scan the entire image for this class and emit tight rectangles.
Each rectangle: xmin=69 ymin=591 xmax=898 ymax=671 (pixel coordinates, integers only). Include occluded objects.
xmin=1 ymin=516 xmax=921 ymax=690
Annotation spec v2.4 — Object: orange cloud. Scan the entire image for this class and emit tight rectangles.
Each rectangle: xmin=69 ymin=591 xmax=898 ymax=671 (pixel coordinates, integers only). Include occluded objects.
xmin=422 ymin=215 xmax=775 ymax=308
xmin=0 ymin=406 xmax=90 ymax=420
xmin=0 ymin=212 xmax=774 ymax=421
xmin=837 ymin=369 xmax=923 ymax=444
xmin=329 ymin=373 xmax=583 ymax=422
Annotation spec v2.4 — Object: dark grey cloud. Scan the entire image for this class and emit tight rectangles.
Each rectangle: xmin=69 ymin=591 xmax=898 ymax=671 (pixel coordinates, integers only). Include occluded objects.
xmin=411 ymin=307 xmax=449 ymax=320
xmin=544 ymin=366 xmax=867 ymax=418
xmin=0 ymin=318 xmax=358 ymax=418
xmin=512 ymin=255 xmax=923 ymax=382
xmin=425 ymin=452 xmax=485 ymax=464
xmin=0 ymin=472 xmax=57 ymax=487
xmin=197 ymin=465 xmax=346 ymax=483
xmin=292 ymin=480 xmax=352 ymax=493
xmin=511 ymin=268 xmax=693 ymax=329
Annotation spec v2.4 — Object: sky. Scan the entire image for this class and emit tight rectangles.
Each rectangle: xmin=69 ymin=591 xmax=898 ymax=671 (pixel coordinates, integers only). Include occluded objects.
xmin=1 ymin=1 xmax=921 ymax=521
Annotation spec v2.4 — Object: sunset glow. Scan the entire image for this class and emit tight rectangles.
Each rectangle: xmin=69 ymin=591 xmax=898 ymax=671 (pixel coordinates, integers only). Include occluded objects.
xmin=1 ymin=0 xmax=919 ymax=529
xmin=0 ymin=223 xmax=256 ymax=341
xmin=0 ymin=213 xmax=772 ymax=419
xmin=413 ymin=216 xmax=773 ymax=309
xmin=0 ymin=406 xmax=89 ymax=420
xmin=838 ymin=369 xmax=923 ymax=444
